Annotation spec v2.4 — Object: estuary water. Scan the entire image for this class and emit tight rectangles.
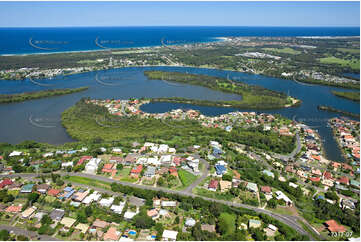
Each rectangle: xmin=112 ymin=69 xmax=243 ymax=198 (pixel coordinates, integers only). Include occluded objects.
xmin=0 ymin=66 xmax=359 ymax=162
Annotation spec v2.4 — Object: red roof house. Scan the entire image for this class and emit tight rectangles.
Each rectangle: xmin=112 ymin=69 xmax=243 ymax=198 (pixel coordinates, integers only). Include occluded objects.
xmin=325 ymin=220 xmax=346 ymax=233
xmin=323 ymin=171 xmax=333 ymax=180
xmin=102 ymin=163 xmax=115 ymax=173
xmin=338 ymin=176 xmax=349 ymax=185
xmin=208 ymin=180 xmax=219 ymax=191
xmin=309 ymin=177 xmax=321 ymax=183
xmin=47 ymin=188 xmax=61 ymax=197
xmin=0 ymin=179 xmax=13 ymax=189
xmin=77 ymin=156 xmax=92 ymax=166
xmin=261 ymin=186 xmax=272 ymax=194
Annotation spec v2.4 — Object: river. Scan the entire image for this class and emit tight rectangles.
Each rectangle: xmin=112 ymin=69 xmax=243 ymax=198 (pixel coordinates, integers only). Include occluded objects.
xmin=0 ymin=66 xmax=359 ymax=162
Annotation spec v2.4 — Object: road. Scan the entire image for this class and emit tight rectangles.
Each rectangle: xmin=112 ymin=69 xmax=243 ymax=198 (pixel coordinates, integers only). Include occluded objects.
xmin=1 ymin=172 xmax=313 ymax=239
xmin=182 ymin=154 xmax=210 ymax=193
xmin=273 ymin=133 xmax=301 ymax=161
xmin=0 ymin=225 xmax=60 ymax=241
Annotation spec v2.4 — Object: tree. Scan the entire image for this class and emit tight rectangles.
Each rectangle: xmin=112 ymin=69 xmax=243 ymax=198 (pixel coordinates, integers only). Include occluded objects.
xmin=217 ymin=213 xmax=236 ymax=235
xmin=116 ymin=164 xmax=123 ymax=170
xmin=267 ymin=198 xmax=277 ymax=208
xmin=41 ymin=214 xmax=52 ymax=225
xmin=230 ymin=187 xmax=240 ymax=196
xmin=0 ymin=230 xmax=9 ymax=241
xmin=27 ymin=193 xmax=39 ymax=203
xmin=222 ymin=174 xmax=233 ymax=181
xmin=133 ymin=212 xmax=155 ymax=229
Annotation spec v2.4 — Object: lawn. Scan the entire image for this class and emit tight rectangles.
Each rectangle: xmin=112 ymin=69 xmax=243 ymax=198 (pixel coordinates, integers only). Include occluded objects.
xmin=319 ymin=56 xmax=360 ymax=70
xmin=115 ymin=168 xmax=138 ymax=183
xmin=336 ymin=48 xmax=360 ymax=54
xmin=178 ymin=169 xmax=198 ymax=188
xmin=263 ymin=47 xmax=301 ymax=55
xmin=194 ymin=187 xmax=235 ymax=201
xmin=65 ymin=176 xmax=112 ymax=190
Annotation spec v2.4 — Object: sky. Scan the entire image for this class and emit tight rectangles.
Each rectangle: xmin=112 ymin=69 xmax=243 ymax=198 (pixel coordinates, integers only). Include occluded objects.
xmin=0 ymin=1 xmax=359 ymax=27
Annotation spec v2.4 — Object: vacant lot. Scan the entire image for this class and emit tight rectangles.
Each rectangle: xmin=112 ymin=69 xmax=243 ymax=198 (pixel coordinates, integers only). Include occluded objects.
xmin=319 ymin=56 xmax=360 ymax=70
xmin=263 ymin=47 xmax=301 ymax=55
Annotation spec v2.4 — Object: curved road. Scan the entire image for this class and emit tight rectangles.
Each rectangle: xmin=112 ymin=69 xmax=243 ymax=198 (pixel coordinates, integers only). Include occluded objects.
xmin=1 ymin=172 xmax=313 ymax=239
xmin=273 ymin=133 xmax=301 ymax=161
xmin=0 ymin=225 xmax=60 ymax=241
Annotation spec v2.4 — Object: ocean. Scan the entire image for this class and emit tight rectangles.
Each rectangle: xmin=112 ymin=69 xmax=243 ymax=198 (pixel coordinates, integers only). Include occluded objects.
xmin=0 ymin=26 xmax=359 ymax=55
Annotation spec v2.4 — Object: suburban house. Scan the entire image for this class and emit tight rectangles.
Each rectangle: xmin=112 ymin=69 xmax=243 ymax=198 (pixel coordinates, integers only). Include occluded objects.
xmin=72 ymin=189 xmax=89 ymax=202
xmin=144 ymin=166 xmax=156 ymax=178
xmin=82 ymin=191 xmax=101 ymax=205
xmin=47 ymin=188 xmax=61 ymax=197
xmin=262 ymin=170 xmax=275 ymax=178
xmin=75 ymin=223 xmax=89 ymax=234
xmin=260 ymin=186 xmax=272 ymax=195
xmin=21 ymin=206 xmax=37 ymax=219
xmin=275 ymin=191 xmax=293 ymax=206
xmin=185 ymin=218 xmax=196 ymax=227
xmin=219 ymin=180 xmax=232 ymax=192
xmin=60 ymin=217 xmax=76 ymax=228
xmin=36 ymin=184 xmax=49 ymax=194
xmin=130 ymin=165 xmax=143 ymax=178
xmin=325 ymin=220 xmax=346 ymax=233
xmin=208 ymin=180 xmax=218 ymax=191
xmin=162 ymin=230 xmax=178 ymax=241
xmin=99 ymin=197 xmax=114 ymax=207
xmin=201 ymin=224 xmax=216 ymax=233
xmin=20 ymin=184 xmax=34 ymax=193
xmin=246 ymin=182 xmax=258 ymax=193
xmin=104 ymin=227 xmax=121 ymax=241
xmin=84 ymin=158 xmax=102 ymax=174
xmin=215 ymin=164 xmax=227 ymax=176
xmin=249 ymin=219 xmax=262 ymax=229
xmin=50 ymin=208 xmax=65 ymax=221
xmin=77 ymin=156 xmax=92 ymax=166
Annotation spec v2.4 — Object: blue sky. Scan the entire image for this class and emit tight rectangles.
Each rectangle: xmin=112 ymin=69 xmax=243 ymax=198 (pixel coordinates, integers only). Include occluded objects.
xmin=0 ymin=1 xmax=359 ymax=27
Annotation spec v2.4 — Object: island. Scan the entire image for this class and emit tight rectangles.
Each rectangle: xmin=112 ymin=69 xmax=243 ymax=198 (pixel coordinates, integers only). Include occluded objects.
xmin=317 ymin=105 xmax=360 ymax=118
xmin=331 ymin=91 xmax=360 ymax=102
xmin=144 ymin=71 xmax=300 ymax=109
xmin=0 ymin=86 xmax=89 ymax=103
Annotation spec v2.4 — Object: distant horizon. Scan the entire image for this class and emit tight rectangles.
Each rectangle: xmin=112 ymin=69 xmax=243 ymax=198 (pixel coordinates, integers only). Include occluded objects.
xmin=0 ymin=25 xmax=360 ymax=28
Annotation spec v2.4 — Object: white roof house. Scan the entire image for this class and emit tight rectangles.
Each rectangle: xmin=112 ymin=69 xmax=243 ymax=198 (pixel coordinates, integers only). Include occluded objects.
xmin=99 ymin=197 xmax=114 ymax=207
xmin=147 ymin=157 xmax=161 ymax=166
xmin=62 ymin=161 xmax=73 ymax=168
xmin=124 ymin=211 xmax=137 ymax=220
xmin=112 ymin=148 xmax=122 ymax=153
xmin=137 ymin=157 xmax=148 ymax=165
xmin=158 ymin=144 xmax=169 ymax=154
xmin=84 ymin=158 xmax=102 ymax=174
xmin=162 ymin=230 xmax=178 ymax=241
xmin=160 ymin=155 xmax=172 ymax=164
xmin=9 ymin=151 xmax=22 ymax=157
xmin=82 ymin=192 xmax=101 ymax=205
xmin=110 ymin=202 xmax=126 ymax=214
xmin=168 ymin=148 xmax=176 ymax=154
xmin=185 ymin=218 xmax=196 ymax=227
xmin=161 ymin=201 xmax=177 ymax=207
xmin=275 ymin=191 xmax=293 ymax=205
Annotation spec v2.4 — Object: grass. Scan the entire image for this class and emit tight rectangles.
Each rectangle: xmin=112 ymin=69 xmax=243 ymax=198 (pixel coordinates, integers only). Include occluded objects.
xmin=331 ymin=91 xmax=360 ymax=102
xmin=115 ymin=168 xmax=138 ymax=183
xmin=65 ymin=176 xmax=112 ymax=190
xmin=337 ymin=48 xmax=360 ymax=54
xmin=178 ymin=169 xmax=198 ymax=188
xmin=319 ymin=56 xmax=360 ymax=70
xmin=263 ymin=47 xmax=301 ymax=55
xmin=297 ymin=219 xmax=324 ymax=241
xmin=194 ymin=187 xmax=235 ymax=201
